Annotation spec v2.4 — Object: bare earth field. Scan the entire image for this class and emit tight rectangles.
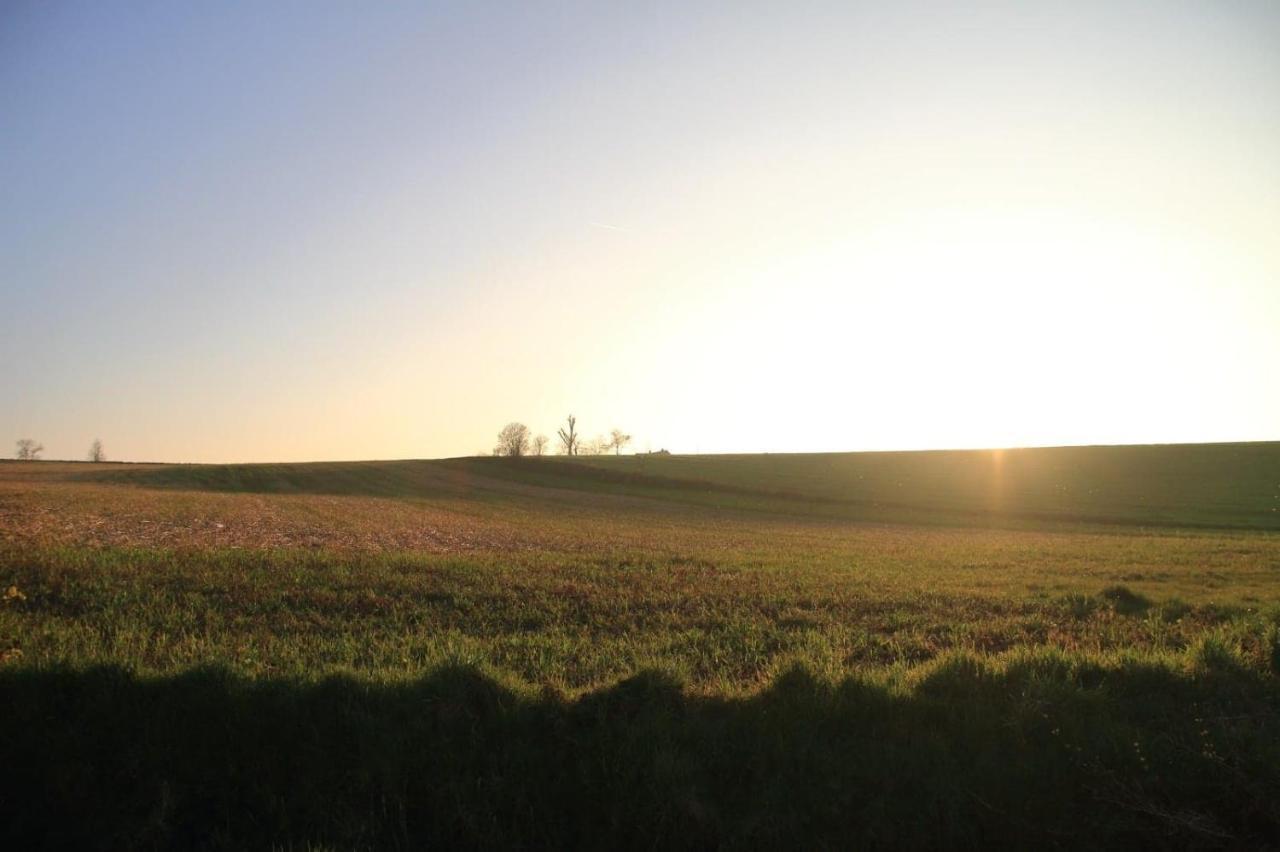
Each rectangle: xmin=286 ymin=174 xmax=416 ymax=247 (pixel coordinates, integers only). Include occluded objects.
xmin=2 ymin=445 xmax=1279 ymax=849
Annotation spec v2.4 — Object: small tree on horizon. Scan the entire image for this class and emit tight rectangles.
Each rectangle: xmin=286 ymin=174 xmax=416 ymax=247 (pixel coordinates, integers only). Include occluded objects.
xmin=557 ymin=415 xmax=579 ymax=456
xmin=15 ymin=439 xmax=43 ymax=461
xmin=494 ymin=422 xmax=531 ymax=457
xmin=608 ymin=429 xmax=632 ymax=456
xmin=532 ymin=434 xmax=549 ymax=456
xmin=88 ymin=439 xmax=106 ymax=463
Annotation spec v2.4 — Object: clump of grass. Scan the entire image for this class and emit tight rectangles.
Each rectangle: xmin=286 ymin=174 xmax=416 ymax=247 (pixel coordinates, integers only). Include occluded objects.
xmin=1100 ymin=584 xmax=1152 ymax=616
xmin=1159 ymin=596 xmax=1193 ymax=623
xmin=1059 ymin=593 xmax=1099 ymax=620
xmin=1187 ymin=632 xmax=1254 ymax=679
xmin=913 ymin=650 xmax=993 ymax=700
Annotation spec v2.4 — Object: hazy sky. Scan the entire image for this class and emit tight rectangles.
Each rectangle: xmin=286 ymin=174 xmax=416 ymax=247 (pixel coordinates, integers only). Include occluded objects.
xmin=3 ymin=1 xmax=1278 ymax=462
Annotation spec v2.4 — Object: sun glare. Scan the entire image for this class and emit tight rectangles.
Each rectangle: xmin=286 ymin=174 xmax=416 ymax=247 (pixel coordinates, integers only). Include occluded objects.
xmin=634 ymin=202 xmax=1242 ymax=454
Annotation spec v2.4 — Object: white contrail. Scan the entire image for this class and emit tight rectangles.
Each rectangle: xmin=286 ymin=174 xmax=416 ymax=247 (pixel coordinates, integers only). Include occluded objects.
xmin=588 ymin=221 xmax=634 ymax=233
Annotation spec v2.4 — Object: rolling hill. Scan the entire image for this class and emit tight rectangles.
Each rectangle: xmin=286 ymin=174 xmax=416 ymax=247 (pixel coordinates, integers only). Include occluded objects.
xmin=84 ymin=441 xmax=1280 ymax=531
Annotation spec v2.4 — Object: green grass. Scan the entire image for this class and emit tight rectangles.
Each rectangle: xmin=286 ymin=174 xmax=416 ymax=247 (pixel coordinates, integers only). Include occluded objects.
xmin=3 ymin=444 xmax=1280 ymax=847
xmin=5 ymin=543 xmax=1277 ymax=688
xmin=568 ymin=441 xmax=1280 ymax=529
xmin=88 ymin=441 xmax=1280 ymax=529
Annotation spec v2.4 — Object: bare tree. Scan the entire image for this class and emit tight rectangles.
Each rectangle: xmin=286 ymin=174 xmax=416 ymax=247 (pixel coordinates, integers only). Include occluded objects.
xmin=494 ymin=422 xmax=531 ymax=457
xmin=532 ymin=434 xmax=549 ymax=456
xmin=557 ymin=415 xmax=579 ymax=456
xmin=15 ymin=439 xmax=43 ymax=461
xmin=88 ymin=439 xmax=106 ymax=463
xmin=608 ymin=428 xmax=632 ymax=456
xmin=580 ymin=435 xmax=608 ymax=455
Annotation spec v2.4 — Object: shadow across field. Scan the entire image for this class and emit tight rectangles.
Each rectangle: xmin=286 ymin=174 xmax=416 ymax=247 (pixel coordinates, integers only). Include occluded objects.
xmin=80 ymin=459 xmax=483 ymax=500
xmin=5 ymin=656 xmax=1279 ymax=850
xmin=77 ymin=449 xmax=1280 ymax=532
xmin=79 ymin=457 xmax=727 ymax=505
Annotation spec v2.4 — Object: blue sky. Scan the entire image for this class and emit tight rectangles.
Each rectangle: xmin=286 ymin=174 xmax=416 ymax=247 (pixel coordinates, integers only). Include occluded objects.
xmin=3 ymin=2 xmax=1279 ymax=461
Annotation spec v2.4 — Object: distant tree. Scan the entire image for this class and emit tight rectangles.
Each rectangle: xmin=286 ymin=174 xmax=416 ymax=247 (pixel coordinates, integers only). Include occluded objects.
xmin=580 ymin=435 xmax=608 ymax=456
xmin=14 ymin=439 xmax=43 ymax=461
xmin=88 ymin=439 xmax=106 ymax=463
xmin=557 ymin=415 xmax=579 ymax=456
xmin=608 ymin=429 xmax=632 ymax=456
xmin=494 ymin=422 xmax=531 ymax=457
xmin=532 ymin=434 xmax=549 ymax=456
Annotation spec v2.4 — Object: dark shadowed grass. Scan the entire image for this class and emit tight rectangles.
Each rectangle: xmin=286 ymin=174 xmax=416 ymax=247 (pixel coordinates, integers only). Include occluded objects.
xmin=4 ymin=649 xmax=1279 ymax=850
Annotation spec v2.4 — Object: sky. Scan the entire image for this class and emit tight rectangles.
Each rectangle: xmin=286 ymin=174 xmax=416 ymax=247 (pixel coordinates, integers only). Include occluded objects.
xmin=2 ymin=1 xmax=1278 ymax=462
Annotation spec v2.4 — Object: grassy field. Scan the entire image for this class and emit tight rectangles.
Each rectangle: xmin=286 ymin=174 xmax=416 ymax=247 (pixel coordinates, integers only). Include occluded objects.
xmin=2 ymin=444 xmax=1279 ymax=848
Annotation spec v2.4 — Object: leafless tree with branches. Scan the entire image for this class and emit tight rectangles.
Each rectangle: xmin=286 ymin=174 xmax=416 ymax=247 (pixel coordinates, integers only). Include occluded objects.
xmin=557 ymin=415 xmax=579 ymax=456
xmin=15 ymin=439 xmax=43 ymax=461
xmin=88 ymin=439 xmax=106 ymax=463
xmin=532 ymin=434 xmax=549 ymax=456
